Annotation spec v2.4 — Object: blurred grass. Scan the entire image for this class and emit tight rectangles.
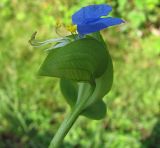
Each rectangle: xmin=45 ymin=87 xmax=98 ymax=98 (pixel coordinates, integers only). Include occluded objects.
xmin=0 ymin=0 xmax=160 ymax=148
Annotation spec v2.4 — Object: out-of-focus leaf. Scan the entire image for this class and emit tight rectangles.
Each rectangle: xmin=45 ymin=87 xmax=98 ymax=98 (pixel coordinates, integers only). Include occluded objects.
xmin=127 ymin=11 xmax=146 ymax=28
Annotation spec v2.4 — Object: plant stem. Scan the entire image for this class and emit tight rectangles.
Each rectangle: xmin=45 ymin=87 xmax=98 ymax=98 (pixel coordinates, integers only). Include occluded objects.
xmin=49 ymin=83 xmax=95 ymax=148
xmin=49 ymin=105 xmax=81 ymax=148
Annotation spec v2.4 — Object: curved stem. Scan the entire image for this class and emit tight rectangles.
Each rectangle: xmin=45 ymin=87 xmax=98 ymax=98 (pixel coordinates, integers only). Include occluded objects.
xmin=49 ymin=106 xmax=80 ymax=148
xmin=49 ymin=83 xmax=96 ymax=148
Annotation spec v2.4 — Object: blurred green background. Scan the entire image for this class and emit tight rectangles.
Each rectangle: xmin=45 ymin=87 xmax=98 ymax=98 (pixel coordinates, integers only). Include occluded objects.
xmin=0 ymin=0 xmax=160 ymax=148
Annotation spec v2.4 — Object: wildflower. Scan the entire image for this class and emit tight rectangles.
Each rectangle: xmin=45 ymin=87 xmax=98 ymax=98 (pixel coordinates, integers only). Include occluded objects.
xmin=72 ymin=4 xmax=124 ymax=35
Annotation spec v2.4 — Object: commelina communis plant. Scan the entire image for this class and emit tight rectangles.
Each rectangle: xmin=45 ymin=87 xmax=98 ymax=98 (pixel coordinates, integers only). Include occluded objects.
xmin=29 ymin=4 xmax=124 ymax=148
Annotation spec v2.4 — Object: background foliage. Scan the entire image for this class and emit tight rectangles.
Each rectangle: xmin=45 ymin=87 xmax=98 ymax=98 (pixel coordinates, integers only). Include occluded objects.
xmin=0 ymin=0 xmax=160 ymax=147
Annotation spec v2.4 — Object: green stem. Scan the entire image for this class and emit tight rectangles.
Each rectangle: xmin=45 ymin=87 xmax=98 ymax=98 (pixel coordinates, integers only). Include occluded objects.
xmin=49 ymin=105 xmax=81 ymax=148
xmin=49 ymin=83 xmax=95 ymax=148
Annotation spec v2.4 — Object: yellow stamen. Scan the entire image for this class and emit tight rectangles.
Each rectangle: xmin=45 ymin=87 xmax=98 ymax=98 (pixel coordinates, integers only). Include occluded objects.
xmin=66 ymin=25 xmax=77 ymax=34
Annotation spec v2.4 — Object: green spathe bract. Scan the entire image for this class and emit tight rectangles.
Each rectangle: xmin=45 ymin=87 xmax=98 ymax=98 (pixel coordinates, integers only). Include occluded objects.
xmin=38 ymin=37 xmax=108 ymax=85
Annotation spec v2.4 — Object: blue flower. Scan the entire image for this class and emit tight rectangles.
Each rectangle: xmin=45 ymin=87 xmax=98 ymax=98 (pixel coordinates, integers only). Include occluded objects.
xmin=72 ymin=4 xmax=124 ymax=35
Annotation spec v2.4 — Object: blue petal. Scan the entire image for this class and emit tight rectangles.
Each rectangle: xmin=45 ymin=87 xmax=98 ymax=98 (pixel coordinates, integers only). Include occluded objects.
xmin=72 ymin=4 xmax=112 ymax=25
xmin=77 ymin=17 xmax=124 ymax=35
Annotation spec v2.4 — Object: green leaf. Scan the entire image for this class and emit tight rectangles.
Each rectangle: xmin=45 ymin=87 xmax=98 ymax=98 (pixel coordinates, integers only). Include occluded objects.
xmin=81 ymin=100 xmax=106 ymax=120
xmin=38 ymin=38 xmax=108 ymax=84
xmin=60 ymin=79 xmax=77 ymax=107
